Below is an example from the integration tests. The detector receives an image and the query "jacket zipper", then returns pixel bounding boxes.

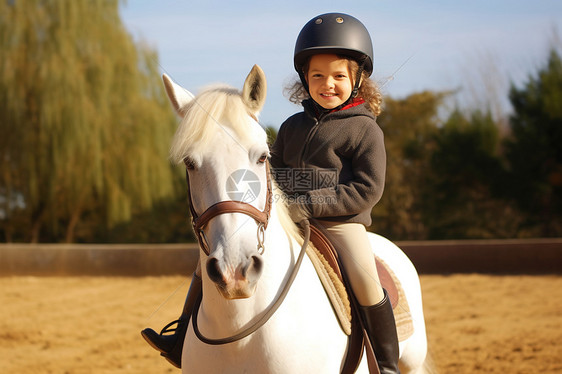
[298,116,320,168]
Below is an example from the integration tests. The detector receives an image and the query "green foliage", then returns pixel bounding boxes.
[88,186,194,244]
[505,49,562,236]
[264,125,278,148]
[374,91,446,239]
[0,0,181,242]
[423,110,520,239]
[373,47,562,240]
[1,2,560,242]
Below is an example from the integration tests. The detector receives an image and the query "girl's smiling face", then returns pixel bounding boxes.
[306,54,353,110]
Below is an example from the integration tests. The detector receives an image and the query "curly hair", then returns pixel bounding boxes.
[285,55,383,116]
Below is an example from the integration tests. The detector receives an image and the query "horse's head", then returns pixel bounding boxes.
[164,66,270,300]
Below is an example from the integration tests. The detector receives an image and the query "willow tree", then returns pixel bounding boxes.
[0,1,178,242]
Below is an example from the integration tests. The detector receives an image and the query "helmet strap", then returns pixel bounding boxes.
[350,57,367,100]
[299,70,309,93]
[332,57,367,111]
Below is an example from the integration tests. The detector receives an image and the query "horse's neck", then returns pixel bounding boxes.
[260,211,302,296]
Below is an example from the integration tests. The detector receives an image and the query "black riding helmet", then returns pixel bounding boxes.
[294,13,374,102]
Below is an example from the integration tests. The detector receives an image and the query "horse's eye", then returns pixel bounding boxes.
[183,157,195,170]
[258,154,268,164]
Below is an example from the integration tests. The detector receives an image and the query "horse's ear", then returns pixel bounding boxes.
[162,74,194,117]
[242,65,267,116]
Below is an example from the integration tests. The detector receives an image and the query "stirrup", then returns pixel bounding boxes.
[160,319,182,336]
[141,319,186,369]
[141,319,183,355]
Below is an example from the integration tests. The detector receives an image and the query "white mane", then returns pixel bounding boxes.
[168,83,302,244]
[272,181,303,245]
[169,85,254,164]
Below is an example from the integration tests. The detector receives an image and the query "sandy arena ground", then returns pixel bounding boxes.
[0,274,560,373]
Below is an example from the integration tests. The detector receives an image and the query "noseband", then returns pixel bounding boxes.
[185,159,311,346]
[186,161,273,256]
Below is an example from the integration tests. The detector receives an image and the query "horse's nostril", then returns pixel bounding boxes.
[252,255,263,274]
[242,255,264,282]
[206,256,225,285]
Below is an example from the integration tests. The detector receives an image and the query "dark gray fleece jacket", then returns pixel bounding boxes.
[270,99,386,226]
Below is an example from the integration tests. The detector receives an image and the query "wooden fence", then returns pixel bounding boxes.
[1,239,561,276]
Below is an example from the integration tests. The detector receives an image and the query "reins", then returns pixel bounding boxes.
[185,159,311,345]
[192,219,311,345]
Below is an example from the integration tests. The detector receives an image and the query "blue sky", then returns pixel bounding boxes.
[120,1,562,128]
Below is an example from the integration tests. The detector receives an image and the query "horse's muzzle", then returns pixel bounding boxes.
[206,253,264,299]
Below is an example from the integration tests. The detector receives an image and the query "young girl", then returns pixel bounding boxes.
[270,13,401,374]
[142,12,400,373]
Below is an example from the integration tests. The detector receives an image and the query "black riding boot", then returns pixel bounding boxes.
[359,289,401,374]
[141,273,202,368]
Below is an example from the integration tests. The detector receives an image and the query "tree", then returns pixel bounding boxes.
[505,48,562,237]
[424,109,520,239]
[374,91,447,240]
[0,1,179,242]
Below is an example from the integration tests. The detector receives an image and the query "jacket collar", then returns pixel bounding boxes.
[303,98,373,121]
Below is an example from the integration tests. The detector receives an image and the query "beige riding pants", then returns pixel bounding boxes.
[315,220,385,307]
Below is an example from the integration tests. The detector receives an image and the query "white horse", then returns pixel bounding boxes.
[163,65,433,374]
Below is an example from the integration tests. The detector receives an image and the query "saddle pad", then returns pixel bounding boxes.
[307,226,414,342]
[307,245,352,335]
[375,256,414,342]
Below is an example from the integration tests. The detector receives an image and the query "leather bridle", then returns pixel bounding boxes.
[186,160,273,256]
[184,158,311,346]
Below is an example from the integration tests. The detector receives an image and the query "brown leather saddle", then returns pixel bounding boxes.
[307,224,401,374]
